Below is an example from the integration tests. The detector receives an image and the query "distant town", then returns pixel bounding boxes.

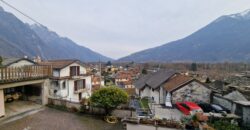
[0,56,249,130]
[0,1,250,130]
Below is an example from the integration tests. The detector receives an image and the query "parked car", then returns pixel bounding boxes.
[176,102,203,115]
[197,102,231,114]
[197,102,214,113]
[4,92,22,103]
[211,104,231,114]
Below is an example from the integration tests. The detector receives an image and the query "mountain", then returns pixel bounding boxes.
[30,24,112,62]
[0,6,112,62]
[119,9,250,62]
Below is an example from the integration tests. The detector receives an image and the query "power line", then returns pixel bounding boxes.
[0,0,43,26]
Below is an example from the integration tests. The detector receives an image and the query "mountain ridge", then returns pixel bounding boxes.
[118,9,250,62]
[0,7,112,62]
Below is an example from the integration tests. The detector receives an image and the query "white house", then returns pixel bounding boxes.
[40,59,92,103]
[135,70,176,104]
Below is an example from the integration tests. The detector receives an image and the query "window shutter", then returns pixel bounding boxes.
[70,67,73,76]
[74,81,77,91]
[83,79,86,88]
[77,66,80,76]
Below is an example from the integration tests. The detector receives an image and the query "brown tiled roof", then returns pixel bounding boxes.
[117,80,133,85]
[164,74,193,92]
[115,71,133,80]
[39,59,79,69]
[92,76,100,83]
[124,88,136,95]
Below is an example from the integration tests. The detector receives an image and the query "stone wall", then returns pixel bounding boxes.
[48,98,81,109]
[172,81,211,103]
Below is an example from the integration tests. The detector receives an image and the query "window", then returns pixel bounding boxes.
[79,93,82,100]
[53,69,60,77]
[62,81,66,89]
[70,66,80,76]
[74,79,86,91]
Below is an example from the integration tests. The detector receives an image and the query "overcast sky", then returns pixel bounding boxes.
[1,0,250,59]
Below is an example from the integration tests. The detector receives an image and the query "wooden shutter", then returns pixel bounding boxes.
[74,80,77,91]
[70,67,73,76]
[83,79,86,88]
[77,66,80,76]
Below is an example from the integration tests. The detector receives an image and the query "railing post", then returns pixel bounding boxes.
[4,68,7,82]
[0,68,3,82]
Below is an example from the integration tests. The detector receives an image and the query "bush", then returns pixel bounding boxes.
[90,86,128,115]
[211,120,240,130]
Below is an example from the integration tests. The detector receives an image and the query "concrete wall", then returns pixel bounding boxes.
[151,89,160,104]
[171,81,211,104]
[42,79,50,105]
[212,95,250,127]
[126,123,179,130]
[232,102,250,127]
[139,86,161,104]
[242,106,250,126]
[212,95,233,111]
[140,86,151,98]
[0,90,5,117]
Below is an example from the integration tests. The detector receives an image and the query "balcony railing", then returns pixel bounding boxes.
[0,65,52,84]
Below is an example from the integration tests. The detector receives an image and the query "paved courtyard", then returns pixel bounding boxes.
[5,101,42,118]
[0,107,123,130]
[152,104,182,121]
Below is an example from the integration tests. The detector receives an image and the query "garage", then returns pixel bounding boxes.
[3,83,43,118]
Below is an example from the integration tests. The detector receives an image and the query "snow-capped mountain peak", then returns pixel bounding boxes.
[229,9,250,19]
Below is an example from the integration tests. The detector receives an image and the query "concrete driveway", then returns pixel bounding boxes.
[4,101,42,118]
[0,107,123,130]
[151,104,183,121]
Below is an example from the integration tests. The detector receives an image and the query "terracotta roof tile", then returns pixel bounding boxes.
[164,75,193,92]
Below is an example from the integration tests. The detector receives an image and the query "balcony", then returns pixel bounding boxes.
[74,88,89,94]
[0,65,52,84]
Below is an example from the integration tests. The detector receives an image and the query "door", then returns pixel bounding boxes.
[79,93,82,101]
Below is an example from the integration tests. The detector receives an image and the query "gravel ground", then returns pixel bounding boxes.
[0,108,123,130]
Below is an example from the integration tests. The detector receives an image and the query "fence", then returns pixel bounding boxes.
[0,65,52,83]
